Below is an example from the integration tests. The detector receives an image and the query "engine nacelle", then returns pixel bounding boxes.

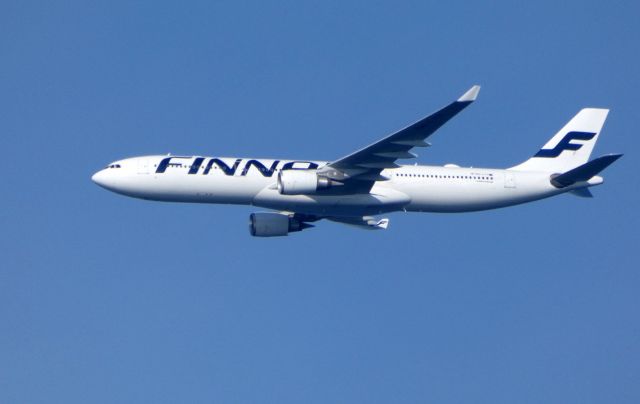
[277,170,332,195]
[249,212,312,237]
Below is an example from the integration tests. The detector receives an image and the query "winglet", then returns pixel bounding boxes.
[457,85,481,102]
[374,218,389,230]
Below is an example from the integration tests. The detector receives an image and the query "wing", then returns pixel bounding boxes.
[288,213,390,230]
[327,216,389,230]
[318,85,480,189]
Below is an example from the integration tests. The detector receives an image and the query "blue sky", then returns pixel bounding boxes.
[1,1,638,403]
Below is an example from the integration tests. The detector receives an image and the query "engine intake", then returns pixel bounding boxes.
[249,212,313,237]
[277,170,334,195]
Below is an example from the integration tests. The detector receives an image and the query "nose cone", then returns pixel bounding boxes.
[91,169,117,191]
[91,171,98,183]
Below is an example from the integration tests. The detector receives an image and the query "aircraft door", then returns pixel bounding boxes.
[504,172,516,188]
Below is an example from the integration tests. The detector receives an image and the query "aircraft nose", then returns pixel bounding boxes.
[91,169,111,188]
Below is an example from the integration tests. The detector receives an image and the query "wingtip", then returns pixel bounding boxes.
[376,218,389,230]
[602,153,623,161]
[457,85,481,102]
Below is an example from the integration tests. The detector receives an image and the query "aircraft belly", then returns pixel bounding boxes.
[252,186,411,216]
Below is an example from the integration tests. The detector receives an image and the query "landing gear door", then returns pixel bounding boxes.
[137,159,150,174]
[504,172,516,188]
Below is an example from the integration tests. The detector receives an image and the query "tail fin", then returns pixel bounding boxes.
[510,108,609,172]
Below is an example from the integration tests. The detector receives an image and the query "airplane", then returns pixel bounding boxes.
[92,85,622,237]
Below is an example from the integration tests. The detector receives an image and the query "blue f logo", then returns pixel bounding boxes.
[534,131,596,158]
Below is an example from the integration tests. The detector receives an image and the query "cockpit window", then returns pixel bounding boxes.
[105,164,122,169]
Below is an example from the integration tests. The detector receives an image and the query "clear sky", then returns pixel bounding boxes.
[1,1,638,403]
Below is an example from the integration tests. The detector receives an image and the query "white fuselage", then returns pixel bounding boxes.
[92,155,600,217]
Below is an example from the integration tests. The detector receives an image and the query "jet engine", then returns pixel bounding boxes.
[249,212,313,237]
[277,170,334,195]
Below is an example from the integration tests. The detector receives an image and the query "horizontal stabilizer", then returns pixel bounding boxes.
[551,154,622,188]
